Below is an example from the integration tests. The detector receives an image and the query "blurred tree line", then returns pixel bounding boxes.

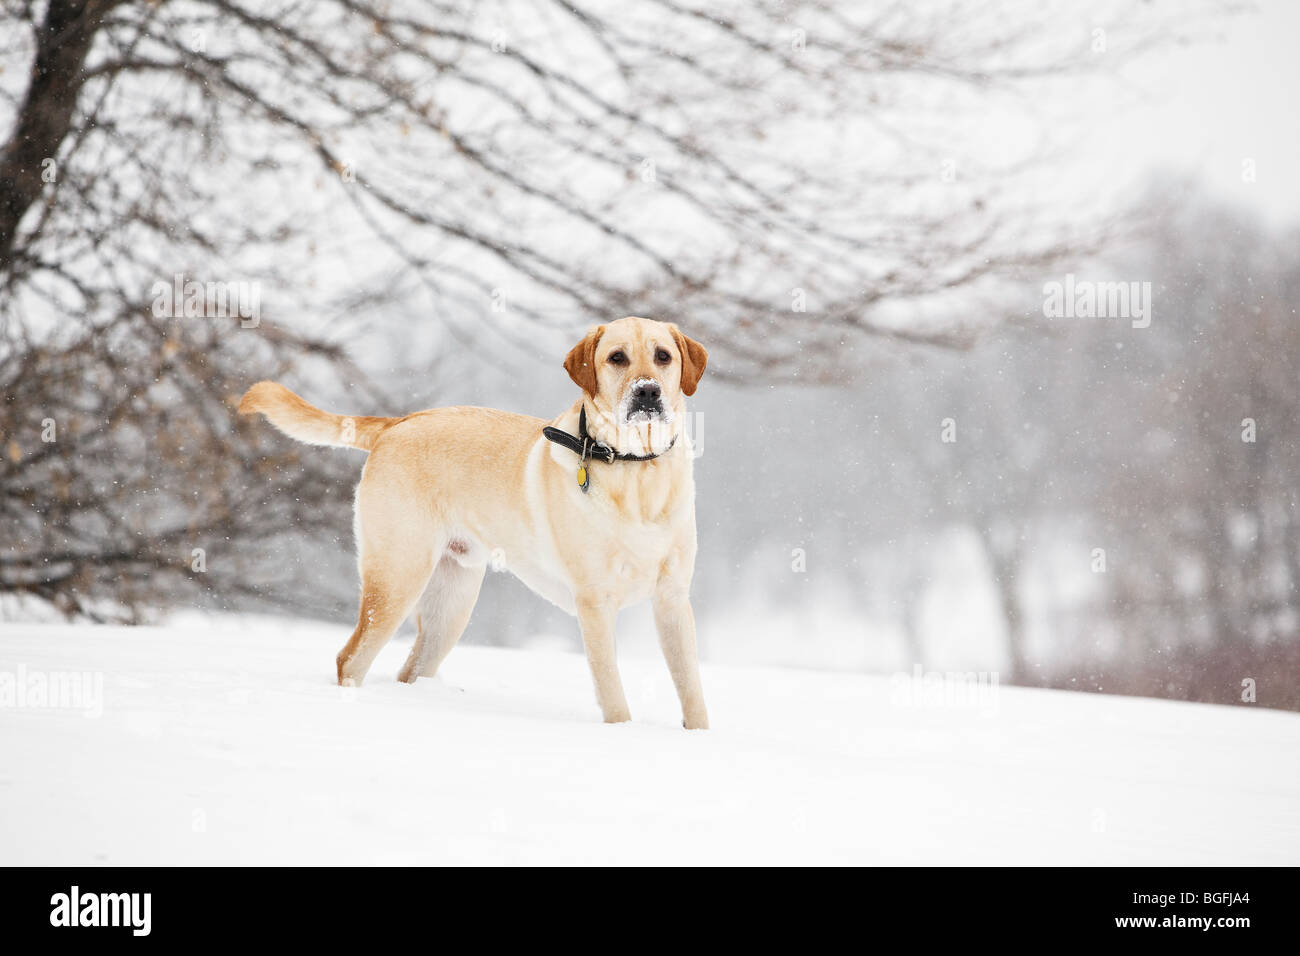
[691,180,1299,710]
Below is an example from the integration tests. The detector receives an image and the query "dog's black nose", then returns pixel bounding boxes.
[633,381,661,404]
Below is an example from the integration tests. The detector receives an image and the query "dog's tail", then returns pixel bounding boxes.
[237,381,394,452]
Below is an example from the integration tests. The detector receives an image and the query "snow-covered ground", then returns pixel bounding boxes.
[2,615,1298,865]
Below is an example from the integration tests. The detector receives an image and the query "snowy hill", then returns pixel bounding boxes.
[2,616,1298,866]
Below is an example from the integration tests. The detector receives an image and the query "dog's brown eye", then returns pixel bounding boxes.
[607,350,628,365]
[655,348,671,364]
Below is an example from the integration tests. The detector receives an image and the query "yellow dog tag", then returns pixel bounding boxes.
[577,465,589,493]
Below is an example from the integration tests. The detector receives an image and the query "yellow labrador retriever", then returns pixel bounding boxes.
[238,316,709,729]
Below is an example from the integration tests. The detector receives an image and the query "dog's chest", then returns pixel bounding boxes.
[590,456,680,521]
[596,517,679,606]
[559,482,686,606]
[525,439,693,610]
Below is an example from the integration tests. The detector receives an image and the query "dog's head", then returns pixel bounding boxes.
[564,316,707,453]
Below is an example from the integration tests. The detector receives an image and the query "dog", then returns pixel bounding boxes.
[238,316,709,729]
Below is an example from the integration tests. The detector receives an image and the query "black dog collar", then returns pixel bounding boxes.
[543,406,676,492]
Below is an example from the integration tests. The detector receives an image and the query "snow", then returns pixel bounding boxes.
[3,615,1298,865]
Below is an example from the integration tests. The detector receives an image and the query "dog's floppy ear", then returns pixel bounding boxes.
[670,324,708,397]
[564,325,605,396]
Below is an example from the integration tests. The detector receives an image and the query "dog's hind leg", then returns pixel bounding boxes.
[397,555,486,683]
[336,489,438,686]
[337,554,435,686]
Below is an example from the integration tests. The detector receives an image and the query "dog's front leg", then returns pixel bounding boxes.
[575,594,631,723]
[653,584,709,730]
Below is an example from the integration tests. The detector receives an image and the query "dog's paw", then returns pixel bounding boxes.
[682,711,709,730]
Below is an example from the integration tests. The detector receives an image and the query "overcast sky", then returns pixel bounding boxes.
[1102,0,1300,226]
